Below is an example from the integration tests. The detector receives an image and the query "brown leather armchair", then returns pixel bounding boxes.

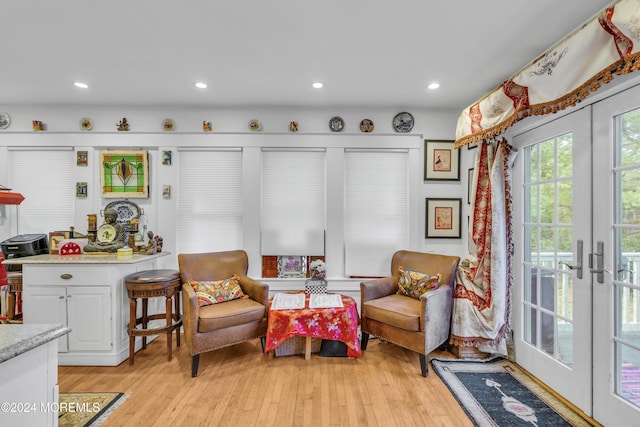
[178,250,269,377]
[360,250,460,377]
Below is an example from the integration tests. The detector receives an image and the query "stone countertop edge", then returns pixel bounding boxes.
[1,251,170,265]
[0,324,71,363]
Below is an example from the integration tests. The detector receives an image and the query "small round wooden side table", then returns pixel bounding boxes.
[124,269,182,364]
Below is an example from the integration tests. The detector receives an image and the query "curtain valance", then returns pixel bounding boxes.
[455,0,640,148]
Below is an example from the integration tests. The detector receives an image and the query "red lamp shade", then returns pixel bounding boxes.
[0,191,25,205]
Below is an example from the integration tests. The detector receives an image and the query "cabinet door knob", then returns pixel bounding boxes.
[60,273,73,280]
[59,296,65,300]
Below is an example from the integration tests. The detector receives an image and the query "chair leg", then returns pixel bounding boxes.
[260,336,266,353]
[419,354,428,377]
[361,332,369,350]
[191,354,200,378]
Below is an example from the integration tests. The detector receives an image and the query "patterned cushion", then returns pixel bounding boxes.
[396,266,441,299]
[188,275,247,307]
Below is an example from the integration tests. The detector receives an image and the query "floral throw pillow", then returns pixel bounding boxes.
[188,275,247,307]
[397,266,441,299]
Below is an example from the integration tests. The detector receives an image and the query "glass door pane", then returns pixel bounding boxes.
[523,133,574,366]
[613,108,640,408]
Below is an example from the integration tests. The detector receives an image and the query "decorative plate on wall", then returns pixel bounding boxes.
[359,119,374,133]
[249,119,262,131]
[0,112,10,129]
[329,116,344,132]
[162,118,175,131]
[80,117,93,131]
[392,112,414,133]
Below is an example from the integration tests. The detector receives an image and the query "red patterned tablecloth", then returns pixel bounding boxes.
[264,292,361,358]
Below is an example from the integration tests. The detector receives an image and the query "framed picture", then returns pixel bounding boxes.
[277,256,307,278]
[162,150,172,165]
[468,168,475,204]
[424,140,460,181]
[100,150,149,198]
[76,150,88,166]
[49,231,69,254]
[76,181,88,198]
[425,198,462,238]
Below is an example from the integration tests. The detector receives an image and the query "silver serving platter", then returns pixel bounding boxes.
[104,199,143,224]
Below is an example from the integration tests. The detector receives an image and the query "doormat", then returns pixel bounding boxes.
[432,358,591,427]
[58,392,128,427]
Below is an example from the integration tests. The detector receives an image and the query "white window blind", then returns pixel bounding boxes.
[176,149,243,254]
[261,149,325,255]
[344,150,409,277]
[8,148,74,234]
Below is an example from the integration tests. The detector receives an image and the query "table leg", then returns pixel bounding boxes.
[305,336,312,360]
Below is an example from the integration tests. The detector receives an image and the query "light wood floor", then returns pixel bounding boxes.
[58,335,473,427]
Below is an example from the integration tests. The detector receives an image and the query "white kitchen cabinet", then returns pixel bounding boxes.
[25,286,111,353]
[8,253,169,366]
[0,324,70,427]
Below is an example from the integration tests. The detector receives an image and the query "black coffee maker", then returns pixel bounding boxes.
[1,233,49,272]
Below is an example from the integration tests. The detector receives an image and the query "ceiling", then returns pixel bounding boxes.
[1,1,615,112]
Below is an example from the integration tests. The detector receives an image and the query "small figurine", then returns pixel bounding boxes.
[117,117,129,131]
[310,259,326,280]
[140,231,157,255]
[153,234,163,252]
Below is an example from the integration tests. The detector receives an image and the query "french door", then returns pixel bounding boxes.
[592,83,640,425]
[513,83,640,425]
[513,107,593,414]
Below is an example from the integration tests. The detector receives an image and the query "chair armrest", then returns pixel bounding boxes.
[360,277,397,303]
[238,274,269,309]
[182,284,199,337]
[420,283,454,350]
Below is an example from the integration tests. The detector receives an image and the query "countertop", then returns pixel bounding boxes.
[0,324,70,363]
[2,251,170,265]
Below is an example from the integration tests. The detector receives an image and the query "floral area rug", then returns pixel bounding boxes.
[58,392,127,427]
[432,358,591,427]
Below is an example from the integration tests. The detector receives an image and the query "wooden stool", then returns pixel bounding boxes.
[6,272,23,323]
[125,269,182,364]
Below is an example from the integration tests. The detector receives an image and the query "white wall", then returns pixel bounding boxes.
[0,105,474,288]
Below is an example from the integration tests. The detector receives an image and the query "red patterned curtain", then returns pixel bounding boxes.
[455,0,640,148]
[450,139,517,354]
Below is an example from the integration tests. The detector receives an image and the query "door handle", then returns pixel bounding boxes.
[560,239,583,279]
[589,241,611,284]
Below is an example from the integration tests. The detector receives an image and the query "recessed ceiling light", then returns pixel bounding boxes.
[312,82,324,89]
[195,82,207,89]
[428,82,440,90]
[74,82,89,89]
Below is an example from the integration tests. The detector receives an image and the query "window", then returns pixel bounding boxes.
[8,148,74,234]
[176,149,243,254]
[261,149,325,256]
[344,149,409,277]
